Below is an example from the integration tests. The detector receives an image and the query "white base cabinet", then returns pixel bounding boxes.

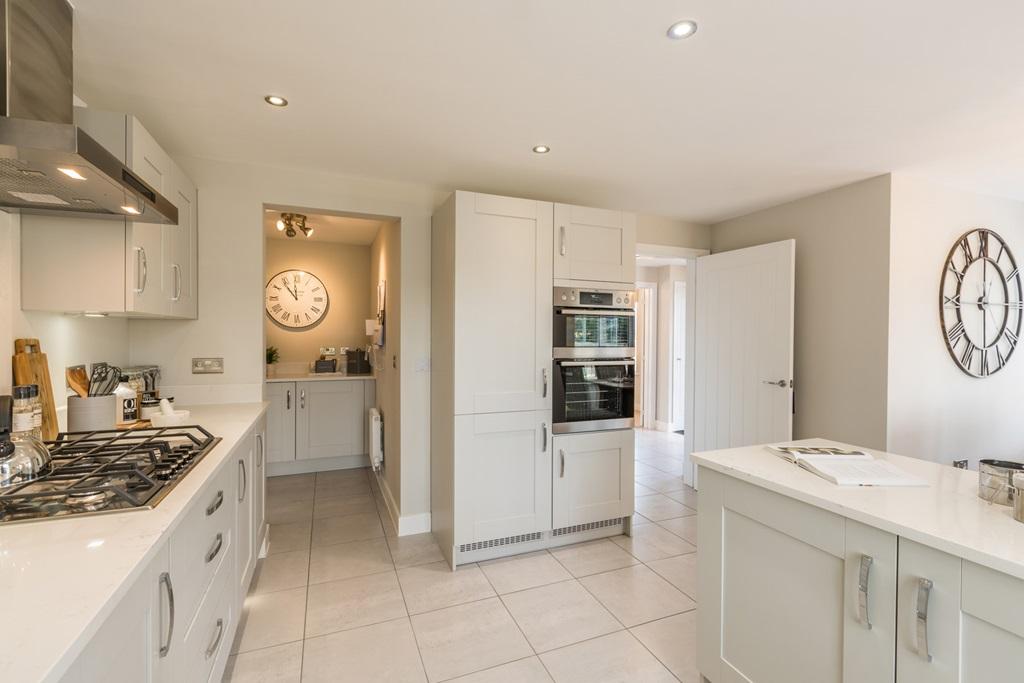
[552,430,634,529]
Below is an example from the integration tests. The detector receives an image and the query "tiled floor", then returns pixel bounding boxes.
[224,428,698,683]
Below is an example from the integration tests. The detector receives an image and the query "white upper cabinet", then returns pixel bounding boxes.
[452,191,553,415]
[553,203,636,284]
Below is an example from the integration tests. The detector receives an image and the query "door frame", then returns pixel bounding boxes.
[634,281,658,429]
[671,279,686,432]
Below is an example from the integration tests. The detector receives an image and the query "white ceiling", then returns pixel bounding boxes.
[73,1,1024,223]
[263,209,382,245]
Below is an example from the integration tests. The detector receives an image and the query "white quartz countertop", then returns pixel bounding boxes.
[693,438,1024,581]
[0,402,268,683]
[265,372,375,383]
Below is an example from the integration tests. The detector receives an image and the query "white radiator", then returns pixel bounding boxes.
[368,408,383,471]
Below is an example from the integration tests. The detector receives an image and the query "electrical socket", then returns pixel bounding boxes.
[320,346,337,356]
[192,357,224,374]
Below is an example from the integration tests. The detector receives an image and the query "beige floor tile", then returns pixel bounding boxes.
[312,493,378,519]
[311,511,384,546]
[308,537,393,584]
[539,630,675,683]
[634,462,665,479]
[501,579,621,652]
[630,611,700,682]
[411,597,532,682]
[634,493,695,521]
[634,481,657,497]
[580,564,695,627]
[222,640,302,682]
[232,587,306,654]
[302,617,426,683]
[266,521,311,555]
[657,515,698,545]
[446,657,553,682]
[266,474,315,503]
[479,551,571,595]
[249,550,309,594]
[646,553,698,600]
[664,487,699,508]
[397,561,495,614]
[265,498,313,524]
[387,532,446,568]
[305,570,407,637]
[631,512,654,526]
[635,471,685,494]
[549,539,639,578]
[316,468,369,484]
[315,472,371,497]
[611,524,696,563]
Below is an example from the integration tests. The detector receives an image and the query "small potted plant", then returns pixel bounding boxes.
[266,346,280,378]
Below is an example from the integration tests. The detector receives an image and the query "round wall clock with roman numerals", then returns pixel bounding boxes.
[940,228,1023,377]
[265,269,329,329]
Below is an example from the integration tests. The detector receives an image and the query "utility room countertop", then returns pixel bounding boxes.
[265,372,375,383]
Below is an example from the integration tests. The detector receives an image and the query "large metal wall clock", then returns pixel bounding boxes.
[940,228,1023,377]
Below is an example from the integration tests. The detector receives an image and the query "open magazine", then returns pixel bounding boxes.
[767,445,927,487]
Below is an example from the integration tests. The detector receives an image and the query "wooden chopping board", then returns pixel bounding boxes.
[12,338,58,440]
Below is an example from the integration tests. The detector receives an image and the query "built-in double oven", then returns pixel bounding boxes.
[552,286,636,434]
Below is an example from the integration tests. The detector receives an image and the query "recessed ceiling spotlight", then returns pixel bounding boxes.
[666,20,698,40]
[532,145,551,154]
[264,95,288,107]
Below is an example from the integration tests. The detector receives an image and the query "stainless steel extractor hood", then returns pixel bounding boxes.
[0,0,177,224]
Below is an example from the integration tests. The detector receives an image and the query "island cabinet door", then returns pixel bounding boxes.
[958,561,1024,680]
[696,468,892,683]
[895,539,962,683]
[843,521,898,683]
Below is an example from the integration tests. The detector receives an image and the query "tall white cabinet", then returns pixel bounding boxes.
[553,203,636,284]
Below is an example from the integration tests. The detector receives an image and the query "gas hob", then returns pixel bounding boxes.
[0,425,220,524]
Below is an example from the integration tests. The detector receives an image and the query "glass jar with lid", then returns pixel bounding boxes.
[12,385,40,440]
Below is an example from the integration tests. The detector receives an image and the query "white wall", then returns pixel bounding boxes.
[711,176,892,449]
[0,212,130,429]
[887,175,1024,466]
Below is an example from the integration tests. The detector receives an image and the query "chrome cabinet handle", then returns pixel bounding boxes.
[857,555,873,629]
[286,389,291,410]
[158,572,174,657]
[762,379,788,387]
[140,246,148,293]
[171,263,181,301]
[559,360,636,368]
[300,389,306,409]
[542,423,548,452]
[542,368,548,398]
[133,247,146,293]
[559,225,566,256]
[559,449,566,478]
[238,459,247,502]
[916,578,933,662]
[205,618,224,659]
[256,433,264,467]
[205,533,223,564]
[206,490,224,516]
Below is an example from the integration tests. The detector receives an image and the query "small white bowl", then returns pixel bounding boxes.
[149,410,191,428]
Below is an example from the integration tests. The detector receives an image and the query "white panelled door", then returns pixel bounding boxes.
[691,240,795,473]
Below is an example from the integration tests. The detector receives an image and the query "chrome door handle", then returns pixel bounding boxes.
[206,490,224,516]
[542,423,548,452]
[857,555,873,629]
[205,618,224,659]
[158,571,174,657]
[542,368,548,398]
[762,379,788,387]
[916,578,933,662]
[256,433,264,467]
[559,449,566,478]
[559,225,566,256]
[238,459,247,502]
[286,389,291,410]
[205,533,224,564]
[300,389,306,409]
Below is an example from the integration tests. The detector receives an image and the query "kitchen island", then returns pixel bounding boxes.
[694,439,1024,683]
[0,402,268,683]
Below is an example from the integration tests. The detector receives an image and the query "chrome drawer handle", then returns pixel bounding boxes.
[916,578,933,662]
[857,555,873,630]
[206,490,224,516]
[238,459,247,502]
[205,533,223,564]
[158,572,174,657]
[286,389,291,410]
[205,618,224,659]
[300,389,306,409]
[256,433,264,467]
[560,449,566,478]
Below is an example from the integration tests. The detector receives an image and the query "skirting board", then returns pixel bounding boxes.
[268,454,369,477]
[371,468,432,537]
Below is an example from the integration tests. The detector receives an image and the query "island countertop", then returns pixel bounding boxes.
[0,402,268,683]
[693,438,1024,581]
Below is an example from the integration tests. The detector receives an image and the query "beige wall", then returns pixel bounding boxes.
[637,214,710,249]
[264,239,371,363]
[887,175,1024,466]
[711,175,892,449]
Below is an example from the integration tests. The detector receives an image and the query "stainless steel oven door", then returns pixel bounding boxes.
[553,359,635,434]
[553,308,636,359]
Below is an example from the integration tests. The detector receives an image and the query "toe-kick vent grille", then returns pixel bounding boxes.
[459,531,542,553]
[552,517,625,537]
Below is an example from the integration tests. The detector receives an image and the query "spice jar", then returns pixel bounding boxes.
[27,384,42,435]
[12,385,40,440]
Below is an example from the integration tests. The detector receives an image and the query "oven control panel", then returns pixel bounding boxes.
[554,286,634,309]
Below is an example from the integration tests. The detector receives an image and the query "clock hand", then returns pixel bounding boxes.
[284,283,299,300]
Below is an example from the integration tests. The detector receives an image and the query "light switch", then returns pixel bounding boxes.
[192,357,224,374]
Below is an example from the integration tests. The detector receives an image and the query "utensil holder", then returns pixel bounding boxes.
[1014,474,1024,524]
[67,395,116,432]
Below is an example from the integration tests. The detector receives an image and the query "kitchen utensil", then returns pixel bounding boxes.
[88,363,107,397]
[150,409,190,428]
[978,460,1024,506]
[87,363,122,397]
[67,395,116,432]
[12,339,58,440]
[1014,473,1024,524]
[66,365,89,398]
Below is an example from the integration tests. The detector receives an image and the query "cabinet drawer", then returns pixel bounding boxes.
[180,546,236,683]
[170,461,236,631]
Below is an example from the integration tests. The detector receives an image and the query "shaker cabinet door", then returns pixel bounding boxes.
[895,539,962,683]
[265,382,296,463]
[551,430,634,529]
[553,203,636,284]
[295,380,365,460]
